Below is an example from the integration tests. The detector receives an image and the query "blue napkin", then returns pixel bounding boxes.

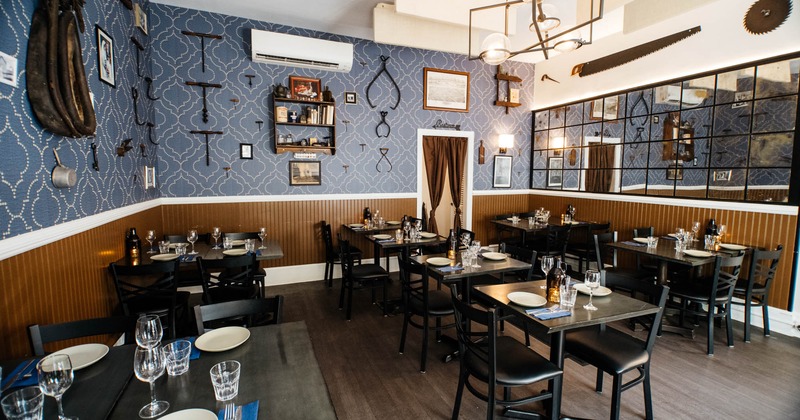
[247,250,262,256]
[661,235,677,241]
[526,307,572,320]
[437,264,463,273]
[1,359,40,389]
[179,254,198,262]
[218,401,258,420]
[621,241,646,247]
[188,337,201,360]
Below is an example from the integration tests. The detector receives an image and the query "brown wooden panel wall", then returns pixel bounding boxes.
[471,193,796,310]
[0,208,163,360]
[471,194,532,244]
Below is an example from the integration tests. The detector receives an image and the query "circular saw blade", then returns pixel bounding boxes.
[744,0,792,34]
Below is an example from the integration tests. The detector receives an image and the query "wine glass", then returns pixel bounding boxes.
[583,269,601,311]
[135,315,163,349]
[718,224,727,240]
[403,221,410,239]
[468,241,481,268]
[133,347,169,418]
[187,229,198,255]
[211,227,222,249]
[691,221,701,241]
[145,230,156,254]
[540,255,554,289]
[258,227,267,249]
[37,354,75,420]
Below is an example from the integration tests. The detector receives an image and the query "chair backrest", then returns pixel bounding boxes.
[339,239,356,279]
[398,253,430,306]
[223,232,260,240]
[108,260,180,316]
[494,214,513,220]
[165,233,210,244]
[593,231,620,270]
[196,254,257,303]
[709,252,746,304]
[744,245,783,294]
[321,221,335,259]
[632,226,654,238]
[457,228,475,245]
[546,224,571,259]
[194,296,284,334]
[503,243,539,281]
[449,285,496,379]
[603,275,669,354]
[28,316,137,356]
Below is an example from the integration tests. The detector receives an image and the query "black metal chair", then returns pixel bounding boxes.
[164,233,209,287]
[320,221,361,288]
[28,316,137,356]
[450,286,562,420]
[493,214,516,243]
[565,278,669,420]
[221,231,268,290]
[194,296,284,334]
[108,260,189,339]
[530,224,571,261]
[732,245,782,342]
[632,226,658,274]
[397,253,455,373]
[339,239,390,320]
[500,243,541,283]
[594,232,655,286]
[567,222,610,272]
[197,254,261,304]
[668,252,745,355]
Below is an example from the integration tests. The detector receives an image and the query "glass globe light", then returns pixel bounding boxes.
[480,33,511,65]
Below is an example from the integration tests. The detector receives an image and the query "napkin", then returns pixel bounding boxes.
[376,239,396,243]
[621,241,646,247]
[247,250,262,256]
[661,235,677,241]
[437,264,463,273]
[218,401,259,420]
[179,254,198,262]
[188,337,201,360]
[1,358,40,389]
[526,307,572,320]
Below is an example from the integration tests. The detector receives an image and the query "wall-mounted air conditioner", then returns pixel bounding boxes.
[250,29,353,73]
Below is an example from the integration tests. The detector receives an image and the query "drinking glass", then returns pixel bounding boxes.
[414,220,422,233]
[559,283,577,310]
[158,240,170,254]
[468,241,481,268]
[161,340,191,376]
[133,347,169,418]
[244,239,256,253]
[583,269,600,311]
[258,227,267,249]
[210,361,241,420]
[691,221,701,241]
[187,230,198,255]
[223,237,233,250]
[403,221,410,240]
[135,314,163,349]
[145,230,156,254]
[37,354,75,420]
[540,256,554,289]
[211,227,222,249]
[1,387,44,420]
[718,224,727,240]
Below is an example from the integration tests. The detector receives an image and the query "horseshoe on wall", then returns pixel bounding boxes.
[375,111,390,138]
[365,55,401,110]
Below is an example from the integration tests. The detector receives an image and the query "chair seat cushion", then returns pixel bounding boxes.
[408,290,453,316]
[207,286,258,303]
[465,336,561,386]
[669,281,729,303]
[126,291,190,315]
[733,279,766,294]
[352,264,388,279]
[565,327,649,375]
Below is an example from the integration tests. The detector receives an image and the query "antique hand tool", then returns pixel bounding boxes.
[116,139,133,157]
[255,120,263,131]
[130,36,145,77]
[185,81,223,123]
[376,148,392,173]
[244,74,255,88]
[744,0,791,34]
[147,122,158,145]
[90,141,99,171]
[375,111,390,138]
[190,130,224,166]
[181,31,223,72]
[366,55,401,110]
[144,77,160,100]
[139,143,147,157]
[132,87,146,126]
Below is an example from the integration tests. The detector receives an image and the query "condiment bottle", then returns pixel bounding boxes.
[546,257,564,303]
[447,229,457,260]
[706,219,717,236]
[127,228,141,261]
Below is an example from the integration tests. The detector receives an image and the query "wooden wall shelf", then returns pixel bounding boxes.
[495,69,522,113]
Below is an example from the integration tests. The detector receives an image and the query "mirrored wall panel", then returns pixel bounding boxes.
[531,55,800,204]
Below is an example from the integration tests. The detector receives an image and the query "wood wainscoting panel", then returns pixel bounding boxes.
[471,194,531,245]
[0,208,163,360]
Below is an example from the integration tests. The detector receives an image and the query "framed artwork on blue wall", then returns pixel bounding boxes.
[240,143,253,159]
[290,161,321,186]
[493,155,512,188]
[96,25,115,87]
[423,67,470,112]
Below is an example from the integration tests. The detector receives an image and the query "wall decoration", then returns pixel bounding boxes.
[289,76,321,101]
[185,81,223,123]
[134,3,148,35]
[240,143,253,159]
[547,157,563,187]
[144,166,156,189]
[290,161,321,185]
[376,147,393,172]
[344,92,357,104]
[366,55,400,110]
[713,170,731,182]
[493,155,512,188]
[96,25,115,87]
[590,97,618,120]
[0,51,18,87]
[180,31,223,72]
[423,67,470,112]
[666,164,684,180]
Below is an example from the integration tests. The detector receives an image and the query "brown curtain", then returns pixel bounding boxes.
[423,136,448,235]
[587,144,615,192]
[446,137,468,229]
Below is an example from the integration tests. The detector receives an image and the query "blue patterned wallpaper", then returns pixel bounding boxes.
[149,4,534,197]
[0,0,158,240]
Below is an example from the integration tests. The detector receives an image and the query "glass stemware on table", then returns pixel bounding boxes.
[37,354,76,420]
[467,240,481,268]
[134,314,168,418]
[210,361,241,420]
[691,221,701,241]
[187,229,198,255]
[135,315,163,349]
[583,269,601,311]
[145,230,157,254]
[402,221,411,240]
[211,227,222,249]
[540,255,554,289]
[258,227,267,249]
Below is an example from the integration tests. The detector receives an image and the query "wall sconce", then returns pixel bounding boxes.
[551,136,564,155]
[498,134,514,154]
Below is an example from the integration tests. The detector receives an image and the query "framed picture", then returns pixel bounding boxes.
[547,157,563,187]
[713,169,731,182]
[590,96,618,120]
[95,25,115,87]
[289,76,321,101]
[492,155,512,188]
[423,67,470,112]
[143,166,155,189]
[666,164,683,180]
[240,143,253,159]
[344,92,357,104]
[289,160,321,186]
[134,3,148,35]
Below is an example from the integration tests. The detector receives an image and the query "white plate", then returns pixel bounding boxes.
[419,232,437,238]
[481,252,507,261]
[348,223,364,228]
[719,243,746,251]
[230,239,246,246]
[168,242,188,248]
[194,326,251,352]
[372,234,392,240]
[684,249,713,257]
[667,233,678,238]
[507,292,547,307]
[150,253,179,261]
[386,221,401,225]
[633,237,649,244]
[574,284,612,296]
[222,249,248,256]
[53,343,109,370]
[426,257,453,266]
[159,409,217,420]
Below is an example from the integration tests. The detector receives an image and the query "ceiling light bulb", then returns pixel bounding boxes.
[553,30,583,52]
[480,33,511,65]
[531,3,560,32]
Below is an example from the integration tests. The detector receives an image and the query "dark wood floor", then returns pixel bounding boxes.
[265,278,800,420]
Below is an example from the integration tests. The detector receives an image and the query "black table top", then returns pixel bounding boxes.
[490,217,588,233]
[413,253,531,281]
[607,239,716,267]
[116,240,284,267]
[367,234,446,251]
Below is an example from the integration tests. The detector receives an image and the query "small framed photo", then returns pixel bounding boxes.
[95,25,115,87]
[493,155,512,188]
[666,164,683,180]
[547,157,563,187]
[289,76,321,101]
[240,143,253,159]
[290,160,321,186]
[344,91,357,104]
[590,96,619,120]
[143,166,156,189]
[134,3,148,35]
[713,169,731,182]
[423,67,470,112]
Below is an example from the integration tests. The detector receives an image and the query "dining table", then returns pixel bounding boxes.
[113,239,284,268]
[1,321,336,420]
[472,281,660,419]
[490,217,588,243]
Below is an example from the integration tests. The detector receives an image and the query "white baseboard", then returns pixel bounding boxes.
[729,300,800,339]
